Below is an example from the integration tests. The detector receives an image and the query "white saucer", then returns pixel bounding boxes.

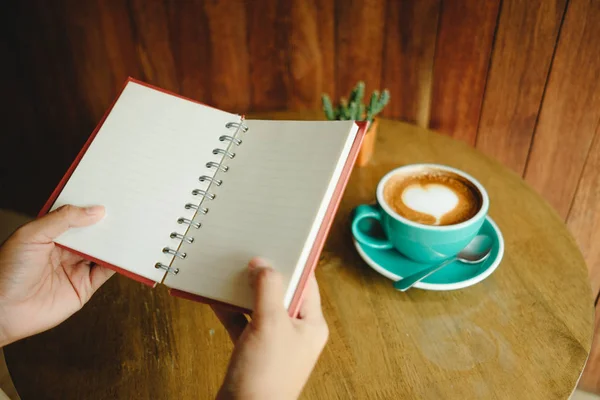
[353,216,504,291]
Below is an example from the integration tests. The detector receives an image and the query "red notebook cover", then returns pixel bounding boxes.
[40,77,367,317]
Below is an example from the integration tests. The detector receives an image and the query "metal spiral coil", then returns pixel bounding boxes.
[192,189,216,200]
[185,203,209,214]
[170,232,194,243]
[219,135,242,146]
[206,161,229,172]
[162,247,187,259]
[226,121,248,132]
[156,118,247,273]
[212,148,236,159]
[199,175,222,186]
[155,262,179,275]
[177,217,201,229]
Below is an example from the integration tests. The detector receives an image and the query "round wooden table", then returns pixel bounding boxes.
[6,113,595,399]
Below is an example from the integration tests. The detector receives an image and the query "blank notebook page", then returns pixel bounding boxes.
[166,120,358,309]
[51,81,239,282]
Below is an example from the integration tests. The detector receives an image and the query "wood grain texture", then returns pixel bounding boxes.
[2,0,598,214]
[429,0,501,144]
[204,1,251,112]
[287,0,335,110]
[568,124,600,300]
[381,0,440,127]
[524,0,600,219]
[96,1,142,90]
[62,1,115,121]
[476,0,567,174]
[167,1,213,105]
[127,0,179,92]
[5,113,595,399]
[247,0,291,111]
[335,0,387,101]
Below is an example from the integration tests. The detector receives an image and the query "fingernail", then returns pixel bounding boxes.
[85,205,105,215]
[248,266,259,279]
[248,257,269,270]
[248,258,269,287]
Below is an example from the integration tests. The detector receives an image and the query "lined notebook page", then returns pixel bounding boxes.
[51,81,239,282]
[166,120,358,309]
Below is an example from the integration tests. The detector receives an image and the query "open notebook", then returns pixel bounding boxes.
[40,78,366,316]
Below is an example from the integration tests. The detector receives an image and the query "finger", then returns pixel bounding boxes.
[298,273,324,321]
[61,261,115,305]
[211,306,248,342]
[19,205,105,243]
[89,264,116,293]
[60,247,86,267]
[248,258,287,322]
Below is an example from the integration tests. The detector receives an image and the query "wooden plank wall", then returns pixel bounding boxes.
[1,0,599,393]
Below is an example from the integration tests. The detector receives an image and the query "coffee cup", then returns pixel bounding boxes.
[351,164,489,263]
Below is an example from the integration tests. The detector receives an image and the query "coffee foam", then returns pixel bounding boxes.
[402,183,459,225]
[383,168,482,226]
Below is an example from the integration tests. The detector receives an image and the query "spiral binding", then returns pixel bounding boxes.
[212,148,236,159]
[192,189,216,200]
[178,217,201,229]
[206,161,228,172]
[170,232,194,243]
[156,118,248,275]
[155,262,179,275]
[226,122,248,132]
[199,175,222,186]
[185,202,209,214]
[163,247,187,259]
[219,135,242,146]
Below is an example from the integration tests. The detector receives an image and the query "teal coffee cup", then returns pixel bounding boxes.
[351,164,489,263]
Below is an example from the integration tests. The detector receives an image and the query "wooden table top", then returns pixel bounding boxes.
[5,112,595,399]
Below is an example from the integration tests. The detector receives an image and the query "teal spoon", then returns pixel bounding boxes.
[393,235,493,291]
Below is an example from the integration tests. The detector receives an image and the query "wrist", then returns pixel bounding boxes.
[0,302,16,347]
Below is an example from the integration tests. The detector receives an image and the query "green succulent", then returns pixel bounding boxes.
[322,81,390,122]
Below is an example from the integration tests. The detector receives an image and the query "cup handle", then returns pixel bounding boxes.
[351,205,394,250]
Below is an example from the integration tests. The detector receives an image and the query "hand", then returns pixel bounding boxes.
[213,258,329,400]
[0,205,115,346]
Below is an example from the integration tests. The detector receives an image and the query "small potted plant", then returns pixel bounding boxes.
[322,81,390,166]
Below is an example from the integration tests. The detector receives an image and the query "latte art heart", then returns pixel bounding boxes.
[383,168,483,226]
[402,184,459,225]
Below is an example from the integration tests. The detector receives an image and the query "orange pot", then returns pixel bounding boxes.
[356,119,378,167]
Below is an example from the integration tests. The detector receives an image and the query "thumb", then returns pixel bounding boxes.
[19,205,105,244]
[248,258,287,322]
